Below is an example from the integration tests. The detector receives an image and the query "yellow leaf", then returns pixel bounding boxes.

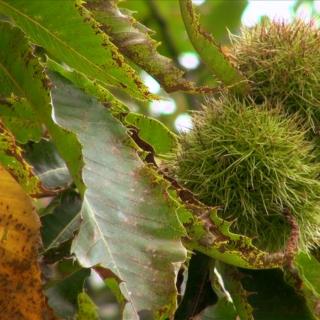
[0,165,52,319]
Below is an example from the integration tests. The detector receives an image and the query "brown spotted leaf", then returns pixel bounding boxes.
[0,120,41,196]
[0,165,52,319]
[49,57,287,272]
[0,0,152,100]
[50,72,187,319]
[0,21,84,194]
[84,0,216,94]
[0,96,42,144]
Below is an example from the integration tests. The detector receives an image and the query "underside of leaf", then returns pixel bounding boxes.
[50,72,187,319]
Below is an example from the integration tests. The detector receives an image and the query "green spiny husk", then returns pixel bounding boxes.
[172,96,320,252]
[230,20,320,133]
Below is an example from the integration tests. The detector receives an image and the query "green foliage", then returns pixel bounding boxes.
[201,266,238,320]
[85,0,213,94]
[232,20,320,131]
[50,73,187,319]
[294,252,320,318]
[125,113,178,157]
[0,0,319,319]
[239,268,314,320]
[76,292,99,320]
[0,120,41,195]
[172,96,320,251]
[0,21,84,193]
[200,0,247,42]
[0,96,42,144]
[25,139,72,190]
[45,260,90,319]
[215,263,253,320]
[175,253,217,319]
[179,0,248,93]
[0,0,152,100]
[40,190,81,252]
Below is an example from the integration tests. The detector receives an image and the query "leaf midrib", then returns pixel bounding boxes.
[38,166,69,180]
[83,197,139,318]
[45,212,80,252]
[0,61,25,96]
[0,1,122,88]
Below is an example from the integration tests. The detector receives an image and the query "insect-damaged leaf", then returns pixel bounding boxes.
[0,22,84,193]
[84,0,216,94]
[48,59,178,158]
[48,46,287,272]
[47,58,129,115]
[0,0,152,100]
[0,120,41,196]
[0,165,53,319]
[124,113,178,157]
[0,96,42,144]
[50,73,187,319]
[48,44,286,272]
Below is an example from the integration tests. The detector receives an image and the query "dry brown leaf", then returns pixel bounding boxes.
[0,165,52,319]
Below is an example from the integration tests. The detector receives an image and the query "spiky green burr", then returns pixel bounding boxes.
[172,96,320,252]
[230,20,320,133]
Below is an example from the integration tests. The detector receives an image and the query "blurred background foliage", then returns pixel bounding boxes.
[117,0,320,137]
[83,1,320,319]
